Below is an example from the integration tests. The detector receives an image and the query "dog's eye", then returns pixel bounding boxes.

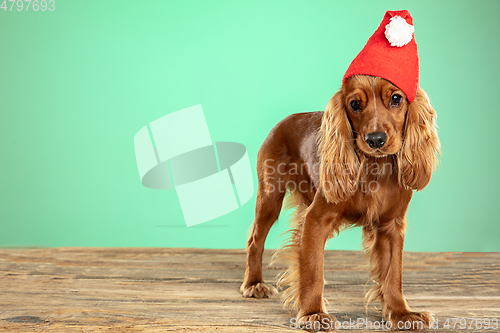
[390,94,402,107]
[350,100,361,112]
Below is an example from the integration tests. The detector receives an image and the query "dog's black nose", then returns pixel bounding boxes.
[365,132,387,149]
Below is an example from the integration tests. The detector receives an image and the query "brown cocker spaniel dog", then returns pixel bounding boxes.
[240,75,440,331]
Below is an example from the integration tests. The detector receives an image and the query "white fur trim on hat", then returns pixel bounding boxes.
[384,16,414,47]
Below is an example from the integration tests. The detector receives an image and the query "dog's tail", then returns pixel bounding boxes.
[271,190,312,315]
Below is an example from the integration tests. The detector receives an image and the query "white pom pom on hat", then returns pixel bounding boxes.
[385,16,415,47]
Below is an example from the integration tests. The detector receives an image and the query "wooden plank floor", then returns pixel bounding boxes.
[0,248,499,332]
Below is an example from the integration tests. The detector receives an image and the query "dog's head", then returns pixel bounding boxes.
[343,75,407,157]
[318,75,440,203]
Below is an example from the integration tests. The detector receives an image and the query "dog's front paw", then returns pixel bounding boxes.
[386,310,434,330]
[296,313,337,332]
[240,282,277,298]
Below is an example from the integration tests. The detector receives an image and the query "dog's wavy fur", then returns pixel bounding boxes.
[273,194,309,315]
[241,75,440,330]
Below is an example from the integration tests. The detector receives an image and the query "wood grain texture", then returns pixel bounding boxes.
[0,248,498,332]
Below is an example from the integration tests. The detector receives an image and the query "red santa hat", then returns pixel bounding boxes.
[343,10,419,103]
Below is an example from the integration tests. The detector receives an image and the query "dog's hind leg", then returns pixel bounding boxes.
[240,156,287,298]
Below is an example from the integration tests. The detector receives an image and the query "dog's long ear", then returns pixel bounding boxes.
[318,90,360,204]
[398,87,441,191]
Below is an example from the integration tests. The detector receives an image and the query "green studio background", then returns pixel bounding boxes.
[1,0,499,251]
